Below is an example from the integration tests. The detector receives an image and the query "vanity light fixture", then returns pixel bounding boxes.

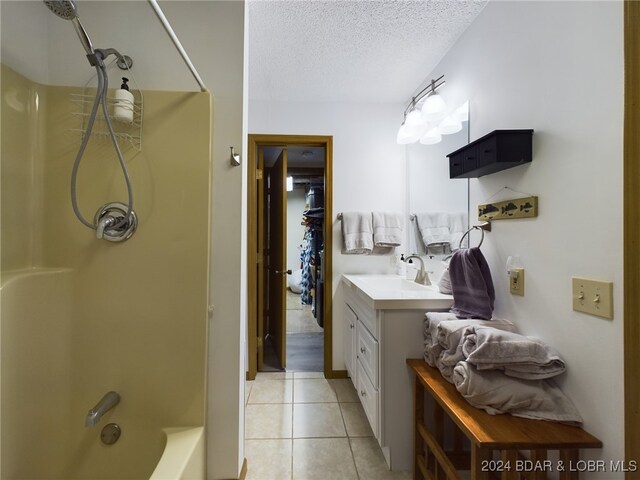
[396,75,469,146]
[419,128,442,145]
[438,115,463,135]
[286,176,293,192]
[421,79,447,121]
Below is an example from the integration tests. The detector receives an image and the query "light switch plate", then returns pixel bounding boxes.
[510,268,524,296]
[572,277,613,319]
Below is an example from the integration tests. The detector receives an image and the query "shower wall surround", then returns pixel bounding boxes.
[1,64,212,479]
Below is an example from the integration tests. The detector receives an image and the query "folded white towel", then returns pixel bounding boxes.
[341,212,373,254]
[415,212,450,246]
[453,361,583,426]
[372,212,403,247]
[462,327,566,380]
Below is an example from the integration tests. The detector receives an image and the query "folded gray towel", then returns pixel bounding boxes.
[449,247,495,320]
[437,318,517,367]
[462,327,566,380]
[453,362,583,426]
[423,313,458,367]
[436,356,455,383]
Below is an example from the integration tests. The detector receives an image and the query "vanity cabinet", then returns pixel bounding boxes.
[448,129,533,178]
[342,303,357,380]
[341,275,453,471]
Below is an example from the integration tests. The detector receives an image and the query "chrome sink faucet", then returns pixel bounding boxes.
[405,255,431,286]
[85,391,120,427]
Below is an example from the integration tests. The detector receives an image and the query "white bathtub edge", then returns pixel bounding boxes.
[149,426,205,480]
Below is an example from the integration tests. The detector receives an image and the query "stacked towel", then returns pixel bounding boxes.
[436,318,516,382]
[372,212,403,247]
[462,327,566,380]
[449,247,495,320]
[453,361,583,426]
[341,212,373,254]
[423,313,458,366]
[438,319,517,365]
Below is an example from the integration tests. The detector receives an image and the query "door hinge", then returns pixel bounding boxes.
[256,169,263,180]
[257,336,263,348]
[256,253,263,264]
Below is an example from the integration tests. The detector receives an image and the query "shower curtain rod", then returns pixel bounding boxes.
[147,0,208,92]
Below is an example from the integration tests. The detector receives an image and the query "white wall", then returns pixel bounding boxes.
[429,1,624,474]
[250,100,407,367]
[1,2,246,478]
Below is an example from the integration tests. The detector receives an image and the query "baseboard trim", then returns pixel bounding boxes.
[330,369,348,379]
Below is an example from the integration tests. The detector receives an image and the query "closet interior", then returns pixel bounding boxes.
[262,145,326,372]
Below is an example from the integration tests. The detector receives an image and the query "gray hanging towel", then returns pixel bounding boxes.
[448,247,495,320]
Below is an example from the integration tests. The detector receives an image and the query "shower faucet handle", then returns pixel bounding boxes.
[96,215,116,239]
[94,203,137,242]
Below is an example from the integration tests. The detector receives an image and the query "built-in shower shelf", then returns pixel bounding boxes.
[69,128,142,151]
[70,92,143,152]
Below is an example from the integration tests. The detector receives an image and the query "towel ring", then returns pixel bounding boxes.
[459,222,492,249]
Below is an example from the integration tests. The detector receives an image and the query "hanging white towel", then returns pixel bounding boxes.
[341,212,373,254]
[448,212,468,250]
[415,212,450,246]
[372,212,403,247]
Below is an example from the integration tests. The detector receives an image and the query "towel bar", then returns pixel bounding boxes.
[459,221,491,249]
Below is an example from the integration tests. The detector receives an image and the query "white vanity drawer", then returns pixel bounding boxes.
[343,302,358,380]
[357,300,378,339]
[357,320,379,389]
[356,359,379,438]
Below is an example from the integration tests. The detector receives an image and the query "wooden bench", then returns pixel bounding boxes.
[407,359,602,480]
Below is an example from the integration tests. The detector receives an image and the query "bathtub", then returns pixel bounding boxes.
[1,269,206,480]
[150,427,205,480]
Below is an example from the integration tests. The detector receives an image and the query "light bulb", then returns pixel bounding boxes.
[397,124,415,144]
[438,115,462,135]
[405,108,425,127]
[421,94,447,121]
[419,128,442,145]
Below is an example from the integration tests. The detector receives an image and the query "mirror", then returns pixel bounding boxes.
[407,110,469,281]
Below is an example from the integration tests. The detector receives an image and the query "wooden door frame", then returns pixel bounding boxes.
[247,134,335,380]
[624,1,640,475]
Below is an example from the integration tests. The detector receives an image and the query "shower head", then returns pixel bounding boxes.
[43,0,78,20]
[43,0,95,57]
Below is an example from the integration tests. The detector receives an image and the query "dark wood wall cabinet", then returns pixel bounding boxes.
[448,129,534,178]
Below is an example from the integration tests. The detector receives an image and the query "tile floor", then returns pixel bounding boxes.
[245,372,412,480]
[287,290,323,334]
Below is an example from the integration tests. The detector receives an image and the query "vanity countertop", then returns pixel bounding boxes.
[342,274,454,310]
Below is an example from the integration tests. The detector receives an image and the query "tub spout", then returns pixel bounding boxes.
[85,391,120,428]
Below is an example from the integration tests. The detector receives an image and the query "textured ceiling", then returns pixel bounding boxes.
[248,0,487,103]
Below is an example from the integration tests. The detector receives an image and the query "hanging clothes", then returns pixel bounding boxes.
[299,208,324,309]
[300,229,314,305]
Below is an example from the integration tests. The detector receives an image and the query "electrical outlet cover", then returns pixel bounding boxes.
[510,268,524,296]
[572,277,613,319]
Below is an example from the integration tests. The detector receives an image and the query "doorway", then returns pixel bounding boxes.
[247,135,334,380]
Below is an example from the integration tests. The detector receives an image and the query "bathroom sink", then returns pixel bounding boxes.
[358,276,433,292]
[341,274,453,310]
